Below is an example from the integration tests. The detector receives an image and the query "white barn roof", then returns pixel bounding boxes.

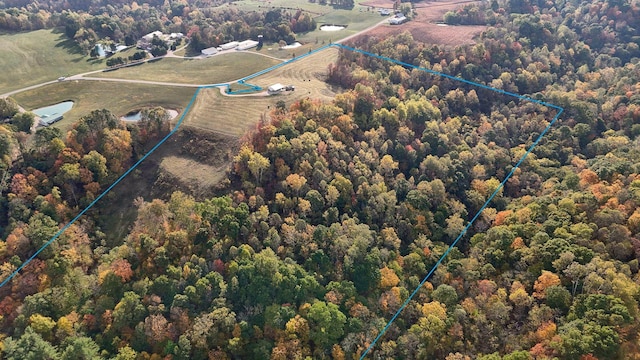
[220,41,240,50]
[201,47,218,56]
[268,83,285,93]
[237,40,259,50]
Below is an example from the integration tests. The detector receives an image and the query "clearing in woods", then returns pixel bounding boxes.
[184,47,340,137]
[358,0,486,46]
[233,0,383,59]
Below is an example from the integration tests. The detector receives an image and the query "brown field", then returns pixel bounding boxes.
[356,0,486,47]
[184,47,340,137]
[153,127,239,197]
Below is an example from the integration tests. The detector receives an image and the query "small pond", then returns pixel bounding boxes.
[122,111,142,121]
[33,101,74,117]
[121,109,179,122]
[281,42,302,49]
[320,25,346,31]
[95,43,106,57]
[33,101,74,126]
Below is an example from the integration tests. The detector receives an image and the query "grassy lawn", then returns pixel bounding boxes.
[91,52,282,84]
[247,3,382,59]
[185,47,340,136]
[12,81,196,131]
[222,0,331,14]
[298,8,384,43]
[172,47,187,57]
[0,29,105,94]
[112,46,140,59]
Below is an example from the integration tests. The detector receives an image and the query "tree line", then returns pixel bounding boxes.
[0,1,317,54]
[0,0,639,359]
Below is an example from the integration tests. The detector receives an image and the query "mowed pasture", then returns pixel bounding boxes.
[226,0,382,59]
[222,0,331,14]
[185,47,340,137]
[12,81,196,131]
[0,29,104,94]
[92,52,282,85]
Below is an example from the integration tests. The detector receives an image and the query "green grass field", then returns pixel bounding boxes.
[239,0,382,59]
[12,81,196,131]
[92,52,282,84]
[0,29,105,94]
[301,7,383,41]
[222,0,331,14]
[185,47,340,136]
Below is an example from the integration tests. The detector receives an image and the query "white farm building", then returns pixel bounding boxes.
[236,40,259,50]
[267,83,285,95]
[389,15,407,25]
[220,41,240,50]
[142,31,164,42]
[201,47,218,56]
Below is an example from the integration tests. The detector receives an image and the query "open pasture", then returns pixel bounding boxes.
[0,29,104,94]
[185,47,340,136]
[12,81,196,131]
[92,52,281,85]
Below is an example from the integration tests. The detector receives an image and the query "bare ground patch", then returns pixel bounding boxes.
[355,0,486,47]
[94,126,237,245]
[158,156,228,196]
[150,127,239,198]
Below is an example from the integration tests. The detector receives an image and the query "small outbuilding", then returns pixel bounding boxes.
[267,83,285,95]
[39,113,63,126]
[389,15,407,25]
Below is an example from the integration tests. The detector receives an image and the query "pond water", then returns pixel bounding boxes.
[122,111,142,121]
[33,101,74,117]
[33,101,74,126]
[121,109,179,122]
[320,25,345,31]
[95,44,106,57]
[281,42,302,49]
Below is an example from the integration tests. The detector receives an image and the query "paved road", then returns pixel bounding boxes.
[336,18,390,44]
[1,80,60,98]
[77,76,205,87]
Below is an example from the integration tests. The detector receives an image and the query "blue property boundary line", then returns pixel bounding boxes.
[0,43,334,288]
[227,44,334,94]
[0,42,564,357]
[0,89,203,290]
[332,43,566,359]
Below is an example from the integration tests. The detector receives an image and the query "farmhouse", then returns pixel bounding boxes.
[220,41,240,50]
[236,40,259,51]
[142,31,164,43]
[201,47,218,56]
[267,83,285,95]
[137,30,166,50]
[389,15,407,25]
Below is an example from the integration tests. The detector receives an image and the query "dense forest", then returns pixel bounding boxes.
[1,0,640,359]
